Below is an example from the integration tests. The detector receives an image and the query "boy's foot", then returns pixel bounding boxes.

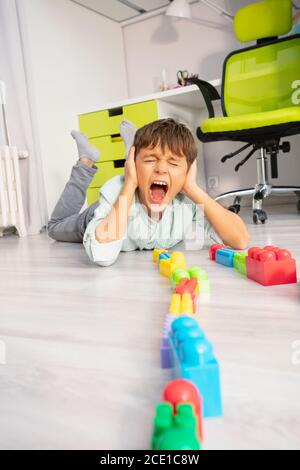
[71,130,100,163]
[120,119,137,159]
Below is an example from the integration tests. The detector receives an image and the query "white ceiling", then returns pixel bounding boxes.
[71,0,192,23]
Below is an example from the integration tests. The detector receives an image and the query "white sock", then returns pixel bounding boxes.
[71,130,100,162]
[120,119,137,159]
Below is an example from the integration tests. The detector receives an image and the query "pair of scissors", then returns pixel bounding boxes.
[177,70,189,87]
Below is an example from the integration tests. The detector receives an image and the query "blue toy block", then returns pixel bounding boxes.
[159,253,171,262]
[215,248,235,268]
[169,316,222,419]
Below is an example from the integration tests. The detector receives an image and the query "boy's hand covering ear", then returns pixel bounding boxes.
[182,160,198,198]
[124,146,138,190]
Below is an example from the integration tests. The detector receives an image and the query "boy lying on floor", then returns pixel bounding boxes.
[48,119,249,266]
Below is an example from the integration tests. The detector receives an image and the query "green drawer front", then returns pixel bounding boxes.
[90,135,125,163]
[87,188,101,206]
[90,160,125,188]
[123,100,158,128]
[79,109,124,138]
[79,100,158,139]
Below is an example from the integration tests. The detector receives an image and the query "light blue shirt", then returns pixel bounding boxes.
[291,22,300,35]
[83,176,221,266]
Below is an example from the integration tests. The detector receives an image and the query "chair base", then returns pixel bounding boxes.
[215,185,300,224]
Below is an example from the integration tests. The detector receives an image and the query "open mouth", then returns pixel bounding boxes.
[149,181,169,204]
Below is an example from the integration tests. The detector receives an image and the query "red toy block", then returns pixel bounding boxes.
[209,244,226,261]
[163,379,204,443]
[246,245,297,286]
[174,278,190,294]
[175,278,198,295]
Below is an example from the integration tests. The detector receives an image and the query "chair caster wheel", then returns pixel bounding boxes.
[228,204,241,214]
[253,210,268,225]
[297,200,300,212]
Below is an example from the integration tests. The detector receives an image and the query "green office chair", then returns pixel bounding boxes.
[189,0,300,224]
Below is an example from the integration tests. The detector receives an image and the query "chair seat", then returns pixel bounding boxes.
[201,106,300,133]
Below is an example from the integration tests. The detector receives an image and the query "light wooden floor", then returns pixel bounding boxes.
[0,205,300,450]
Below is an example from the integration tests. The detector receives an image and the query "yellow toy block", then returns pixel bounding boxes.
[153,249,168,264]
[180,293,194,316]
[169,294,181,316]
[170,252,187,271]
[160,258,171,278]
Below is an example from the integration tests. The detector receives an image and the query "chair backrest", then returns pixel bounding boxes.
[222,36,300,117]
[222,0,300,117]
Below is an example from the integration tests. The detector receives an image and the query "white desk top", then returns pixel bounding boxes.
[79,79,222,114]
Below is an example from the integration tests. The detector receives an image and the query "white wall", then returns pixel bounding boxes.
[123,0,247,98]
[122,0,300,202]
[21,0,128,215]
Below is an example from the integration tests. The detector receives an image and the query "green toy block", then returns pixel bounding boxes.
[188,267,210,293]
[233,252,247,276]
[151,403,173,450]
[151,403,201,451]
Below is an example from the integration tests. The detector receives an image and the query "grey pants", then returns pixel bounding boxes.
[48,162,99,243]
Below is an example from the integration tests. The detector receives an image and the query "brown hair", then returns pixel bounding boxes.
[133,118,198,167]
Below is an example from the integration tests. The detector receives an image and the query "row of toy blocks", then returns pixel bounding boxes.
[161,288,196,369]
[161,293,195,369]
[152,379,203,450]
[210,244,297,286]
[153,249,210,293]
[161,278,200,367]
[169,316,222,419]
[210,244,245,272]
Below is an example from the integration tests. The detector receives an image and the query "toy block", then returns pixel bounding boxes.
[151,402,201,450]
[169,293,182,316]
[161,313,177,369]
[181,293,195,316]
[216,248,235,267]
[151,402,173,450]
[188,267,210,293]
[171,268,190,289]
[170,251,187,271]
[175,278,198,296]
[233,252,247,276]
[159,254,184,279]
[153,249,168,264]
[159,258,172,278]
[209,244,226,261]
[171,316,205,348]
[163,379,204,443]
[169,317,222,419]
[159,253,171,262]
[246,246,297,286]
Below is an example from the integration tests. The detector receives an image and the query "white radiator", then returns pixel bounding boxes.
[0,81,27,237]
[0,146,27,237]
